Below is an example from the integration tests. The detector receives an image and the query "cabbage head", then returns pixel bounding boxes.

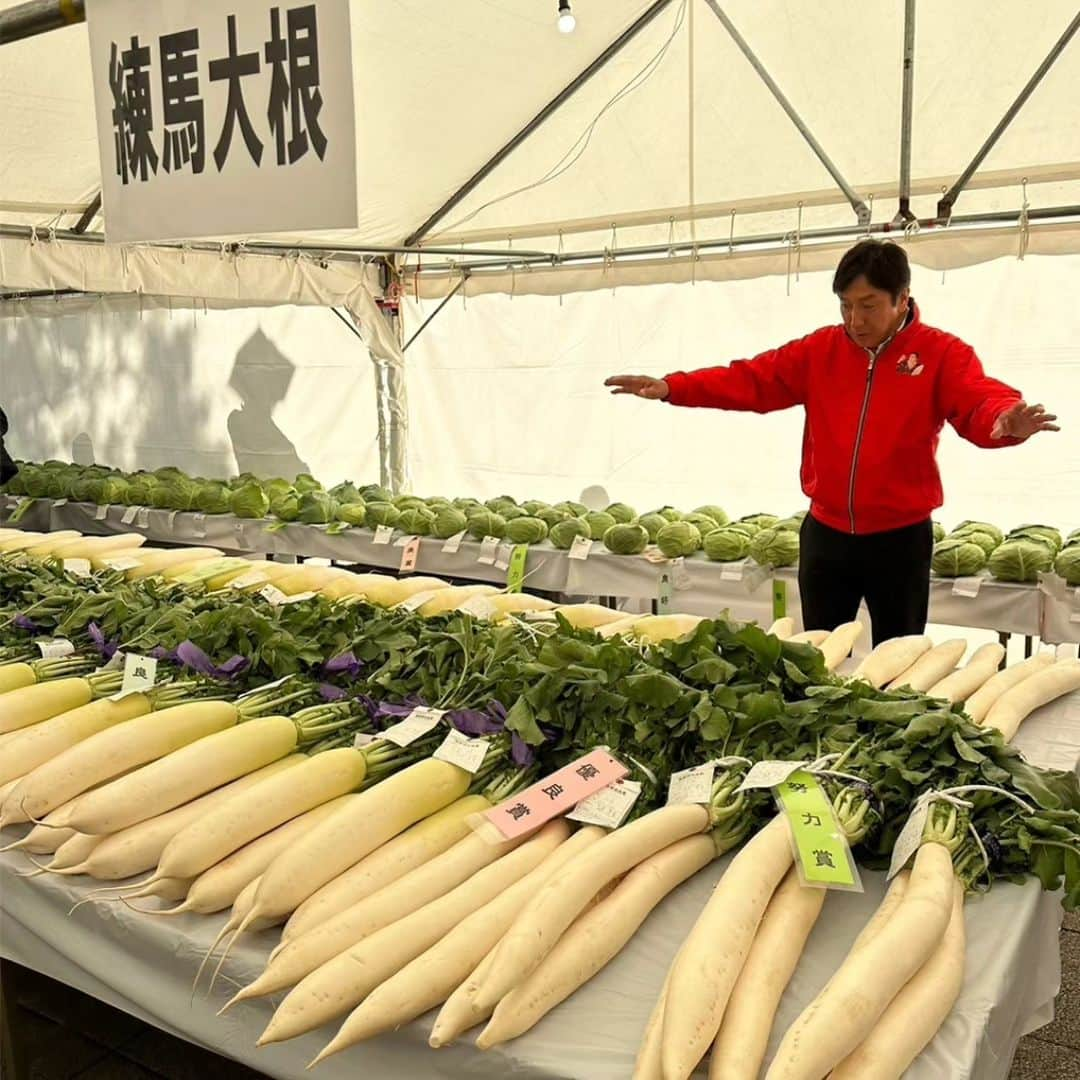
[393,495,428,511]
[362,484,392,502]
[263,477,293,501]
[293,473,323,494]
[728,522,759,537]
[931,538,986,577]
[522,500,550,516]
[537,506,573,529]
[603,522,648,555]
[703,528,751,562]
[270,489,301,521]
[2,468,28,495]
[485,496,519,515]
[453,496,483,513]
[330,481,363,504]
[1068,528,1080,545]
[739,513,779,528]
[604,502,637,525]
[773,516,804,534]
[155,475,199,510]
[432,506,468,539]
[656,521,702,558]
[953,520,1004,545]
[71,474,100,504]
[582,511,616,538]
[952,529,998,556]
[126,474,161,506]
[749,527,799,567]
[501,505,529,521]
[506,516,549,545]
[638,513,670,542]
[365,501,401,528]
[335,502,367,527]
[193,481,231,514]
[549,518,591,549]
[693,504,729,526]
[1008,525,1062,553]
[1055,545,1080,585]
[647,506,683,523]
[230,481,270,519]
[989,539,1053,582]
[99,475,131,506]
[554,500,589,518]
[398,506,437,536]
[467,510,507,540]
[932,521,946,542]
[682,512,722,537]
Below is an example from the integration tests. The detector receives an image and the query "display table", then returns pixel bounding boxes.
[1,497,1069,642]
[1040,574,1080,648]
[2,688,1078,1080]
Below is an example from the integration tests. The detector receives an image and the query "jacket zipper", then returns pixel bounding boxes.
[847,349,878,534]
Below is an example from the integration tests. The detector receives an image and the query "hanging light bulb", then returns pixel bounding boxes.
[557,0,576,34]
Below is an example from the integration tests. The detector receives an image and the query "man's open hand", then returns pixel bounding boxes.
[992,401,1060,440]
[604,375,670,400]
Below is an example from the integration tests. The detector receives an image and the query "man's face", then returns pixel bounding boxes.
[839,275,910,350]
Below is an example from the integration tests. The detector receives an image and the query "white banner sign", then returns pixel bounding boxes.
[87,0,357,242]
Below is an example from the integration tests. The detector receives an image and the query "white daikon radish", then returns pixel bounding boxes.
[851,635,932,688]
[766,617,795,640]
[965,653,1056,724]
[632,614,705,644]
[788,629,830,647]
[123,547,223,579]
[596,614,644,639]
[552,604,635,630]
[819,621,865,672]
[984,659,1080,742]
[0,678,95,735]
[887,639,967,692]
[925,642,1005,703]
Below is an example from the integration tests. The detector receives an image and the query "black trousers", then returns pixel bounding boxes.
[798,514,934,647]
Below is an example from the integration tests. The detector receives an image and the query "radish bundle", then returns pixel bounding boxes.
[0,666,121,734]
[0,656,99,698]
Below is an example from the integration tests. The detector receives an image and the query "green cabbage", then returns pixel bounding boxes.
[772,516,804,534]
[1007,525,1063,553]
[953,529,998,556]
[583,511,617,538]
[604,502,638,525]
[1054,545,1080,585]
[656,521,702,558]
[703,528,751,562]
[682,512,722,537]
[738,513,779,528]
[467,510,507,540]
[362,484,392,502]
[749,527,799,567]
[230,481,270,519]
[727,522,759,537]
[193,481,231,514]
[638,513,670,543]
[932,538,987,577]
[485,496,519,515]
[693,504,729,526]
[126,474,161,506]
[536,506,573,529]
[156,475,200,511]
[293,473,323,494]
[521,500,550,516]
[365,501,401,528]
[330,481,363,504]
[296,490,337,524]
[554,501,589,518]
[335,502,368,527]
[505,516,549,545]
[647,506,683,523]
[398,506,437,535]
[989,539,1054,582]
[432,507,468,539]
[500,505,529,521]
[452,496,483,513]
[549,518,591,549]
[393,495,428,511]
[603,522,648,555]
[270,489,302,521]
[953,520,1004,545]
[2,469,28,495]
[263,477,293,501]
[932,521,946,542]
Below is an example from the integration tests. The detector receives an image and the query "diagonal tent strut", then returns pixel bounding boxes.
[72,192,101,234]
[0,0,85,46]
[937,8,1080,221]
[403,0,678,248]
[894,0,917,224]
[702,0,871,226]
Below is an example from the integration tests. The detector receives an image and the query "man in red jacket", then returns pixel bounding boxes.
[605,240,1059,644]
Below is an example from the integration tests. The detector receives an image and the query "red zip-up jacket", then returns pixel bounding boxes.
[663,303,1024,535]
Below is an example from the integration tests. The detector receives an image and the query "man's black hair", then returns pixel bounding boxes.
[832,240,911,301]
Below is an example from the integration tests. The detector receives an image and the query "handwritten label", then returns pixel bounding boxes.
[459,593,497,620]
[373,525,394,545]
[63,558,92,577]
[671,557,692,590]
[481,748,629,840]
[772,579,788,620]
[568,778,642,829]
[120,505,140,525]
[657,570,673,615]
[399,536,421,573]
[667,763,715,805]
[104,556,142,572]
[737,760,806,793]
[951,576,983,599]
[110,652,157,700]
[230,569,269,590]
[192,512,207,538]
[442,530,466,554]
[776,770,860,890]
[477,536,500,565]
[888,799,931,880]
[720,559,746,581]
[94,504,109,521]
[259,584,289,606]
[382,706,446,748]
[136,508,150,529]
[568,535,593,561]
[506,544,528,593]
[36,638,75,659]
[433,730,490,773]
[643,546,668,565]
[398,589,439,613]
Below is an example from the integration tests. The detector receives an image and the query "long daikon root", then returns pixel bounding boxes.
[887,639,967,692]
[984,659,1080,741]
[925,642,1005,703]
[964,653,1055,724]
[830,877,966,1080]
[632,962,674,1080]
[707,869,826,1080]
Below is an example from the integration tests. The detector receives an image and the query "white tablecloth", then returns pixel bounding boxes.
[0,498,1061,639]
[3,691,1079,1080]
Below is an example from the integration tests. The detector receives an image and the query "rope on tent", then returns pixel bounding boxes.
[728,209,736,257]
[1018,178,1031,260]
[688,0,696,285]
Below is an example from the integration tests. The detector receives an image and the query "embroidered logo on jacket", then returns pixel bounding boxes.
[896,353,924,376]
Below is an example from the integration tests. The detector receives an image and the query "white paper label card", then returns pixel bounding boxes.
[95,504,109,521]
[136,508,150,529]
[494,545,511,571]
[888,799,930,879]
[721,559,746,582]
[399,536,421,573]
[477,536,500,565]
[568,779,642,828]
[433,730,490,773]
[373,524,394,545]
[37,638,75,659]
[459,594,497,619]
[259,584,289,606]
[667,763,716,805]
[951,576,983,598]
[63,558,92,577]
[120,506,139,525]
[672,556,692,590]
[568,536,593,561]
[643,546,668,564]
[111,653,157,700]
[398,589,439,613]
[278,590,317,604]
[382,706,446,747]
[104,556,142,572]
[442,530,466,554]
[737,760,807,792]
[230,569,268,590]
[52,498,68,507]
[192,513,207,538]
[352,731,377,748]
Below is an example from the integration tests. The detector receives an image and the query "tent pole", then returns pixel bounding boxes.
[894,0,917,224]
[937,8,1080,221]
[0,0,84,45]
[402,0,677,247]
[402,274,468,352]
[72,192,101,234]
[701,0,871,226]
